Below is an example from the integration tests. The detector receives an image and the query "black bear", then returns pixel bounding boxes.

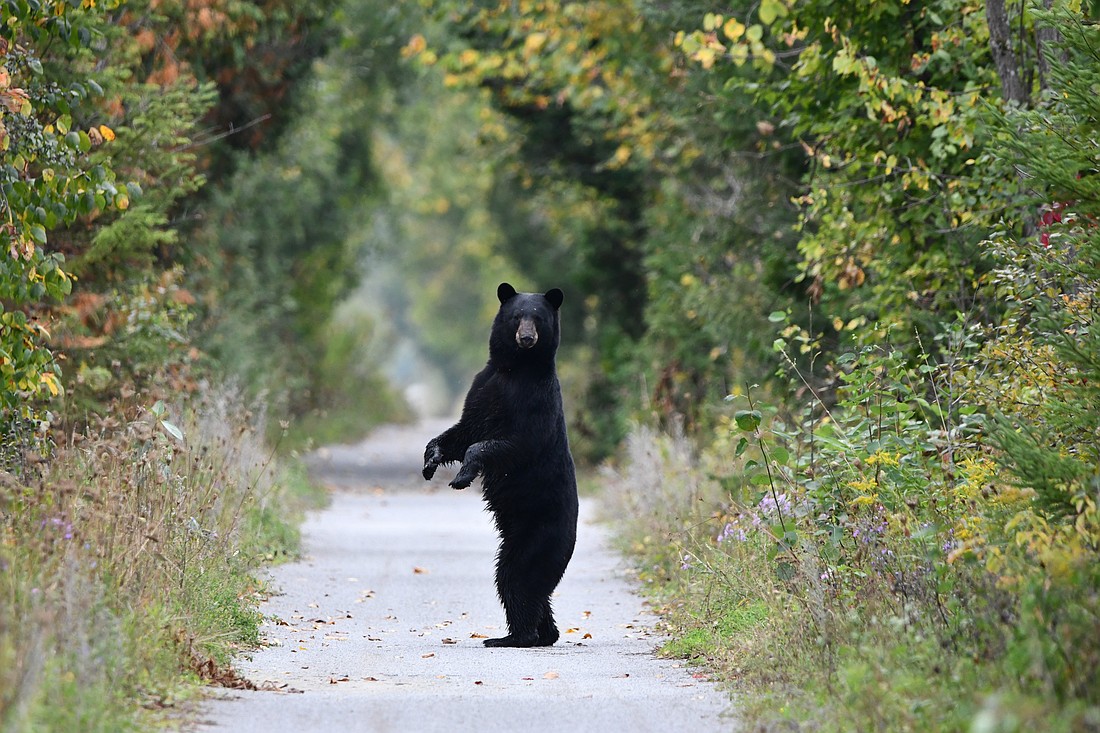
[423,282,579,648]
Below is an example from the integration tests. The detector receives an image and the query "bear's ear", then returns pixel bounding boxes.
[497,283,518,303]
[544,288,564,310]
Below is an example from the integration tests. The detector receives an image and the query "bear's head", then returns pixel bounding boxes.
[490,282,563,367]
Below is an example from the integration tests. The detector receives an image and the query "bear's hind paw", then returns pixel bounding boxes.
[483,632,540,648]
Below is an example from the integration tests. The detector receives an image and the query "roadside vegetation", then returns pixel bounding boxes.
[1,1,406,730]
[5,0,1098,731]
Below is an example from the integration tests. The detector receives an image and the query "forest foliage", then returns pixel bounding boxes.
[2,0,1099,730]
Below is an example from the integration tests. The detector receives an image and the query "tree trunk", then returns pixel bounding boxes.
[986,0,1030,105]
[1035,0,1063,93]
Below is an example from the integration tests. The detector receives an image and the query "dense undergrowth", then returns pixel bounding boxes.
[606,355,1097,730]
[606,248,1099,730]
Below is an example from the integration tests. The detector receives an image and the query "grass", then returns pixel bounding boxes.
[659,601,769,661]
[0,386,324,732]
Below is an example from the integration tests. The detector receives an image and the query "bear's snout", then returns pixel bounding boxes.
[516,317,539,349]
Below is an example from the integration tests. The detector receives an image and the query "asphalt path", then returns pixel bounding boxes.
[194,421,738,733]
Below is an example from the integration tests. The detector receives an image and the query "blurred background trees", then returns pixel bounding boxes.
[6,0,1095,465]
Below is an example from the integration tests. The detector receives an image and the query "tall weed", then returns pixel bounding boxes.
[0,386,317,731]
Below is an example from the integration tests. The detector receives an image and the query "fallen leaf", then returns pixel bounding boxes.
[613,673,631,679]
[442,638,457,645]
[582,610,592,619]
[413,566,429,574]
[364,676,379,682]
[565,628,579,634]
[583,633,593,639]
[470,632,488,639]
[421,652,435,659]
[474,680,484,685]
[543,671,559,680]
[329,676,349,684]
[522,677,534,681]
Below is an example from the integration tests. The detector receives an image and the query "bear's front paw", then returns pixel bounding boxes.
[449,463,477,490]
[423,441,444,480]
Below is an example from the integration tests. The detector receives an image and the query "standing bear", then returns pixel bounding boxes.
[423,282,579,648]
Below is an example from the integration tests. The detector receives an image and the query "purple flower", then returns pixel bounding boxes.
[717,523,749,543]
[42,516,73,540]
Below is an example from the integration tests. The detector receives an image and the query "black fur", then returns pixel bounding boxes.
[423,282,579,648]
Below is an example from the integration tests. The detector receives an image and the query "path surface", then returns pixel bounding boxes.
[195,421,738,733]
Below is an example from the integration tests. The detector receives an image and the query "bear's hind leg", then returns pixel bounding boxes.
[535,601,558,646]
[484,523,568,648]
[484,547,544,648]
[484,586,541,647]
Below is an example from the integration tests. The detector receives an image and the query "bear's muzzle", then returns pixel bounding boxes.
[516,317,539,349]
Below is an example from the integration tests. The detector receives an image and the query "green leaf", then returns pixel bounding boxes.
[759,0,788,25]
[160,420,184,442]
[29,225,46,244]
[734,409,762,432]
[750,472,773,486]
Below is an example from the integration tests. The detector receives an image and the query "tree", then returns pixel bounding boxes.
[1,2,126,460]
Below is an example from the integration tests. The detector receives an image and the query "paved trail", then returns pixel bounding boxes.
[195,421,738,733]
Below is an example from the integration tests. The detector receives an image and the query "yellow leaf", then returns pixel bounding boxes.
[99,124,115,142]
[401,34,426,59]
[40,372,62,397]
[723,18,745,41]
[524,32,547,58]
[693,46,718,69]
[609,144,631,168]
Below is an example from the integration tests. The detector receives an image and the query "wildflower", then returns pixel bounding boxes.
[716,522,749,544]
[42,516,73,540]
[680,554,693,570]
[757,491,793,518]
